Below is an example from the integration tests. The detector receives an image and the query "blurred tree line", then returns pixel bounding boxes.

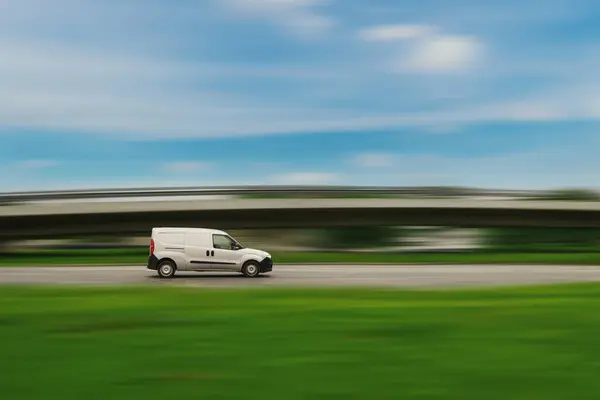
[310,226,600,253]
[484,228,600,252]
[536,188,600,201]
[310,226,401,250]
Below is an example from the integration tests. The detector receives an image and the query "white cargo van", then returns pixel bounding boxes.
[147,227,273,278]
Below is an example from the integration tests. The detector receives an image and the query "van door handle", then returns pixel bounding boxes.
[211,250,214,256]
[206,250,209,256]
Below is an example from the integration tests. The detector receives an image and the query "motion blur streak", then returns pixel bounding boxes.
[3,0,600,398]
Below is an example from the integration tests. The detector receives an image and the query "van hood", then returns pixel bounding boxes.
[240,248,271,259]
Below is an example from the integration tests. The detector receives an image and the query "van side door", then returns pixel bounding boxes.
[211,234,242,270]
[184,231,212,270]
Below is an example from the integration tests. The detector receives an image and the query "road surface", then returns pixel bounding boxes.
[2,264,600,288]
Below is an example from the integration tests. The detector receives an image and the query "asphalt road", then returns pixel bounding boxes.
[2,264,600,288]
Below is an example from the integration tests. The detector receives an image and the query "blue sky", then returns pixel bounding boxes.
[1,0,600,190]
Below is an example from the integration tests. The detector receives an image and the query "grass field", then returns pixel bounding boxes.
[2,248,600,266]
[2,284,600,399]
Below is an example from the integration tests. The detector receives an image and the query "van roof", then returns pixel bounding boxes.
[152,227,227,235]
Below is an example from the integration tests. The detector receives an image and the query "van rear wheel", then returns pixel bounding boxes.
[242,261,260,277]
[157,260,176,278]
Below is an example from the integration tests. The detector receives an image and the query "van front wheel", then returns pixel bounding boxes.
[157,260,176,278]
[242,261,260,277]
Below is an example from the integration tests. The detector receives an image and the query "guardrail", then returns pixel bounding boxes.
[0,186,542,204]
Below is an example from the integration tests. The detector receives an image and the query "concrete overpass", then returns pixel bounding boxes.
[2,198,600,240]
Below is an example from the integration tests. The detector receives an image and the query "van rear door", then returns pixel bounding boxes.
[156,231,185,252]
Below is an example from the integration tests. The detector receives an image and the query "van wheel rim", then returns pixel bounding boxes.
[161,265,172,275]
[247,265,257,275]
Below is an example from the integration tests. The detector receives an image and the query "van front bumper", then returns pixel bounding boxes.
[147,254,159,270]
[259,257,273,273]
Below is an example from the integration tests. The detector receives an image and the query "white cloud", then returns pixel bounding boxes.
[0,37,295,138]
[0,9,597,140]
[400,35,483,72]
[222,0,334,37]
[164,162,213,174]
[0,39,190,82]
[269,172,341,185]
[357,23,484,73]
[345,142,600,189]
[352,153,395,168]
[358,24,436,41]
[461,80,600,123]
[0,35,595,139]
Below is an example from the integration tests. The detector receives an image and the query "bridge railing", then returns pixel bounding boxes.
[0,186,541,204]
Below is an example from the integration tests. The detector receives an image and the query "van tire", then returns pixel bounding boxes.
[242,261,260,277]
[157,260,176,278]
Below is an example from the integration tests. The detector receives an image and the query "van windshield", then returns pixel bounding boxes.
[228,236,244,249]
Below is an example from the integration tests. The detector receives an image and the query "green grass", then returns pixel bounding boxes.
[2,248,600,266]
[3,284,600,399]
[0,248,147,266]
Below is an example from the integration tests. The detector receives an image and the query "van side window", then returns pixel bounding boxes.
[213,234,234,250]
